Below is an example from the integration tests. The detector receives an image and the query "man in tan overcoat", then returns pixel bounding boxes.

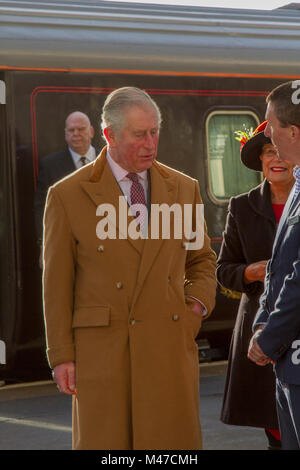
[43,87,217,450]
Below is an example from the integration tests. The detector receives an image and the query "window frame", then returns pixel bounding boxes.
[205,109,261,204]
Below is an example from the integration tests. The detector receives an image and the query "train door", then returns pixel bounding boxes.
[0,72,50,383]
[0,74,18,381]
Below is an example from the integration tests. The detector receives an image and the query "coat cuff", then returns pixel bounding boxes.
[46,344,75,369]
[185,295,208,317]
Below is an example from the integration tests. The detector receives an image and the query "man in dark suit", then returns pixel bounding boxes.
[248,81,300,449]
[34,111,96,250]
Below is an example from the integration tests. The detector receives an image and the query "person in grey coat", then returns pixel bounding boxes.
[217,120,294,449]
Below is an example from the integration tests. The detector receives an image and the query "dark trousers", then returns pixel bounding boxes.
[276,379,300,450]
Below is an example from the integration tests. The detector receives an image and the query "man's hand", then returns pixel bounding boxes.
[185,295,205,316]
[53,361,76,395]
[248,330,271,366]
[190,300,204,316]
[244,260,268,283]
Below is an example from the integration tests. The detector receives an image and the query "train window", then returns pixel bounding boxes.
[206,111,261,201]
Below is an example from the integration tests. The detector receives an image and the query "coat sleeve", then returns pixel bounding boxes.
[216,197,262,296]
[252,267,271,331]
[42,186,77,368]
[183,180,217,317]
[257,254,300,361]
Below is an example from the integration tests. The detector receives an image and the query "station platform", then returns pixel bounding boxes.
[0,361,268,451]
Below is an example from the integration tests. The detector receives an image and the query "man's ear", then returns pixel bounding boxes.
[103,127,116,146]
[290,125,300,143]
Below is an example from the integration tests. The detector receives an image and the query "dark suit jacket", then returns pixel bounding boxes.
[217,179,279,428]
[254,188,300,385]
[34,148,77,242]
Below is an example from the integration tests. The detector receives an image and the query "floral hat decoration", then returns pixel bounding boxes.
[235,120,272,172]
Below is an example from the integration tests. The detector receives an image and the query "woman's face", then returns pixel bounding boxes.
[260,143,295,184]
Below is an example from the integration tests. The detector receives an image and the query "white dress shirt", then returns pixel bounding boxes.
[106,150,148,205]
[69,145,97,169]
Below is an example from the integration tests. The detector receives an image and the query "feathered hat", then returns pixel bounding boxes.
[235,121,271,171]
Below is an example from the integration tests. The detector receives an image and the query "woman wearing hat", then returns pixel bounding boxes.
[217,121,295,450]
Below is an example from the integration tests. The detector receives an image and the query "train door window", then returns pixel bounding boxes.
[206,111,261,201]
[0,77,15,359]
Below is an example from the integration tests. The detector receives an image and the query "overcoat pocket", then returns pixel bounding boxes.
[72,306,110,328]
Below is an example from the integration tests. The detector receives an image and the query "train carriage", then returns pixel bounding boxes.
[0,0,300,382]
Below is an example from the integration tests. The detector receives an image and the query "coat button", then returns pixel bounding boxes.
[172,314,179,321]
[129,318,135,325]
[116,282,123,289]
[97,245,104,252]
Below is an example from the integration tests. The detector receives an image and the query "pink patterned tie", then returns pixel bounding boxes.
[127,172,147,230]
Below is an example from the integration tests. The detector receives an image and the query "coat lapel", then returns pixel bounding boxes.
[79,147,144,254]
[248,179,276,226]
[131,161,179,307]
[56,148,76,175]
[273,185,299,253]
[79,150,179,294]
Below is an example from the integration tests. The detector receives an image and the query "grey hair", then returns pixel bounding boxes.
[101,87,162,139]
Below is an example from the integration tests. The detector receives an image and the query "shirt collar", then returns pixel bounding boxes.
[293,165,300,180]
[293,165,300,199]
[106,149,148,182]
[68,145,96,163]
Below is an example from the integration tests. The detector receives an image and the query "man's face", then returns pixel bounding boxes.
[65,113,94,156]
[264,102,299,165]
[108,105,160,173]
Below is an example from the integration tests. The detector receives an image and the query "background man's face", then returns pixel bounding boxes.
[65,113,94,156]
[109,105,160,173]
